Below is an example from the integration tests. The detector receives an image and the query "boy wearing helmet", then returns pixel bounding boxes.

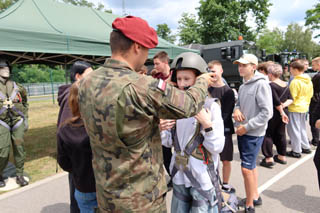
[161,52,225,213]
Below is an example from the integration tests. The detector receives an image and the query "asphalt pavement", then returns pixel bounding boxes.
[0,131,319,213]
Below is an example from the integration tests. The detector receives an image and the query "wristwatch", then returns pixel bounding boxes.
[204,127,213,132]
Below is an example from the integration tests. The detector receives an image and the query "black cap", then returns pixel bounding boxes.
[0,59,9,68]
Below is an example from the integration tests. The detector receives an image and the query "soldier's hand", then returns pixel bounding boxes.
[159,119,176,132]
[233,109,245,122]
[198,72,215,87]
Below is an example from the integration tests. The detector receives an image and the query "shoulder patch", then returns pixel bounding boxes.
[157,79,167,91]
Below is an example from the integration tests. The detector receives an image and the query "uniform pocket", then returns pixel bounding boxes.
[0,125,10,149]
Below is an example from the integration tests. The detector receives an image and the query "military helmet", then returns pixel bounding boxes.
[0,59,11,72]
[170,52,208,83]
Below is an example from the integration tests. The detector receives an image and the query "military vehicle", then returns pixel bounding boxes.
[266,51,317,78]
[265,50,306,67]
[198,40,265,89]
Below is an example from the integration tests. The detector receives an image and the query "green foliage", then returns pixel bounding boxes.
[0,0,17,11]
[178,13,202,45]
[59,0,112,13]
[11,65,65,83]
[283,23,315,58]
[305,2,320,38]
[256,23,320,59]
[256,28,284,55]
[156,23,176,44]
[195,0,271,44]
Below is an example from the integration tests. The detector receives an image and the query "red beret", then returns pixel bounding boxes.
[112,16,158,49]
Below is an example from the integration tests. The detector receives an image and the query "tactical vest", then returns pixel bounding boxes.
[171,98,223,211]
[0,81,25,130]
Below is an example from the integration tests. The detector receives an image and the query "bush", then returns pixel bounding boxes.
[11,65,66,83]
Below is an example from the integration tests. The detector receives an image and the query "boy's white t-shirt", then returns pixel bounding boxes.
[161,98,225,191]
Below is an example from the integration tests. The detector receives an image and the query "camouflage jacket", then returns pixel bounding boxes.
[0,79,28,124]
[78,58,208,212]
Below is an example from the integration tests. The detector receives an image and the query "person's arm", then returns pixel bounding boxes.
[221,89,235,124]
[130,74,213,120]
[198,102,225,155]
[17,83,29,117]
[282,99,293,108]
[270,85,289,123]
[233,87,245,123]
[17,83,29,131]
[289,80,298,101]
[275,105,289,124]
[243,82,273,131]
[57,133,72,173]
[282,88,293,108]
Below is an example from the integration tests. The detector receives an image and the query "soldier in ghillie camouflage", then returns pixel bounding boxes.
[78,16,215,212]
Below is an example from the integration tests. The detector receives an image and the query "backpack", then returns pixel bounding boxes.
[221,186,239,212]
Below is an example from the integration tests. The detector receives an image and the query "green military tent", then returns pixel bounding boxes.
[0,0,197,65]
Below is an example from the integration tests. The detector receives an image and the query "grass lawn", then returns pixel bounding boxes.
[14,98,62,184]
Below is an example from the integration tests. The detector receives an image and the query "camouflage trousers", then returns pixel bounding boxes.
[0,123,26,176]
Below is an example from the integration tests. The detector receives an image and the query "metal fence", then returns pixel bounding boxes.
[22,82,66,96]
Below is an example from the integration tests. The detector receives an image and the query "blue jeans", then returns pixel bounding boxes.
[74,189,97,213]
[171,184,219,213]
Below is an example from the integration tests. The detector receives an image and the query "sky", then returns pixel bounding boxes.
[91,0,319,42]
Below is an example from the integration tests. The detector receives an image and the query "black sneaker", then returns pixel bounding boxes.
[222,184,236,193]
[245,206,255,213]
[239,196,262,207]
[16,176,28,187]
[260,158,274,168]
[286,151,301,158]
[311,140,318,146]
[0,175,5,188]
[302,148,312,154]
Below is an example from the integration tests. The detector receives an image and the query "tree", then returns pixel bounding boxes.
[283,23,314,56]
[156,23,176,44]
[255,23,320,59]
[0,0,17,11]
[11,65,65,83]
[256,28,284,55]
[305,2,320,38]
[178,0,271,45]
[178,13,201,45]
[197,0,271,44]
[59,0,112,13]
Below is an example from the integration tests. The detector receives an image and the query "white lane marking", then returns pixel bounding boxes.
[258,151,315,194]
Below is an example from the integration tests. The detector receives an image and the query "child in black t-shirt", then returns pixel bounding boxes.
[208,60,235,192]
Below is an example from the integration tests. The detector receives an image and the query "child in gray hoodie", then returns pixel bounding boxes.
[233,54,273,213]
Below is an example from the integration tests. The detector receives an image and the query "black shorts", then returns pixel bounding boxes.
[220,134,233,161]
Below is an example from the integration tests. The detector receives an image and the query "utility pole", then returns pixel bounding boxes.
[122,0,126,16]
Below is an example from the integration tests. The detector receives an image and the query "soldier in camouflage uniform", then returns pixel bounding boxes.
[78,16,215,212]
[0,59,29,187]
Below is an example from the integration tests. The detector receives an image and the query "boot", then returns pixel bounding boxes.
[0,175,5,187]
[16,175,28,187]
